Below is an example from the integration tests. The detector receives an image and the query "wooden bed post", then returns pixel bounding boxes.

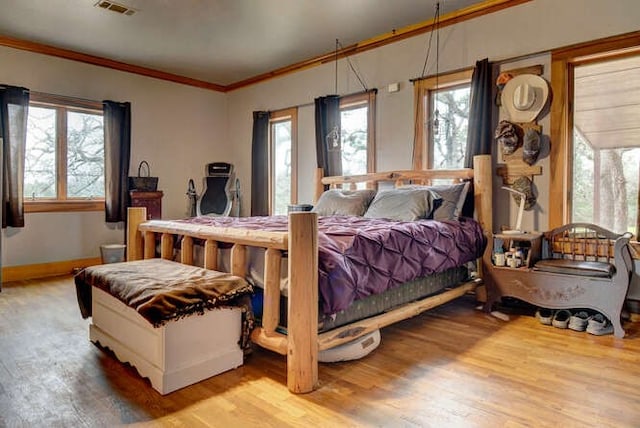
[473,154,493,293]
[127,207,146,261]
[473,154,493,237]
[287,211,318,393]
[314,168,325,203]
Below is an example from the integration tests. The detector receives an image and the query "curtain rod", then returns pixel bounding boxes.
[493,48,550,66]
[279,88,378,111]
[410,65,473,83]
[30,90,103,104]
[410,49,551,83]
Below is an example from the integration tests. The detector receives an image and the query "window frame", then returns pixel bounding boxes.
[412,68,473,170]
[549,31,640,231]
[268,107,298,215]
[339,91,377,174]
[25,92,104,213]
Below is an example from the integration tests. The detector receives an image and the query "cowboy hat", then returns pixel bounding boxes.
[501,74,549,123]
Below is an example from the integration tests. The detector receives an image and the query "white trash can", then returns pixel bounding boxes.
[100,244,126,264]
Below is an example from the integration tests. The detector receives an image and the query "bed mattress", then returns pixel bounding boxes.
[173,215,485,317]
[264,265,469,332]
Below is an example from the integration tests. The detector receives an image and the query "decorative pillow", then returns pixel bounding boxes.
[312,189,377,216]
[427,182,470,221]
[363,188,440,221]
[399,182,470,221]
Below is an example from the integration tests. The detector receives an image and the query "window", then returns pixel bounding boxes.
[24,93,104,212]
[572,56,640,235]
[339,91,376,176]
[550,32,640,236]
[413,69,473,170]
[269,108,297,215]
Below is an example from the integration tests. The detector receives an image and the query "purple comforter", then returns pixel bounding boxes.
[174,215,486,315]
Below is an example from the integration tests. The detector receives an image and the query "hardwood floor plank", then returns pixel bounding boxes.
[1,276,639,427]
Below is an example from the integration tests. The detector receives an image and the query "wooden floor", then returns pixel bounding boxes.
[1,276,639,427]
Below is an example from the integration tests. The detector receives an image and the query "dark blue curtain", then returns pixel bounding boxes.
[103,100,131,223]
[314,95,342,177]
[464,58,494,168]
[0,85,30,229]
[251,111,269,216]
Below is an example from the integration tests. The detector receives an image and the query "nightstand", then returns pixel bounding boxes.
[484,231,543,312]
[129,191,163,220]
[492,231,542,269]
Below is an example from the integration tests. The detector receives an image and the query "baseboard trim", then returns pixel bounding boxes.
[2,257,102,283]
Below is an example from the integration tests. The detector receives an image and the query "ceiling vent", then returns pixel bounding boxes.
[94,1,137,16]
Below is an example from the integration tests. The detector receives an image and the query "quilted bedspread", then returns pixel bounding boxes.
[175,215,486,316]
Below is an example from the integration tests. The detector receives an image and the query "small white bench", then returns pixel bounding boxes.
[76,258,251,394]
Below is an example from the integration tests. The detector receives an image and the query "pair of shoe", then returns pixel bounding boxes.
[538,308,614,335]
[535,308,571,328]
[535,308,554,325]
[568,311,614,335]
[551,309,572,328]
[585,313,614,336]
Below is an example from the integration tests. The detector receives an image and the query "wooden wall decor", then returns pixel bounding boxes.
[496,64,546,185]
[497,122,543,185]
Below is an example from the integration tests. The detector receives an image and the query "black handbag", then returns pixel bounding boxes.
[128,160,158,192]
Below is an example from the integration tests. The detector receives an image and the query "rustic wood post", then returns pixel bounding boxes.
[287,211,318,393]
[127,207,146,261]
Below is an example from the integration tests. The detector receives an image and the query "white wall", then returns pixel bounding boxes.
[0,46,230,266]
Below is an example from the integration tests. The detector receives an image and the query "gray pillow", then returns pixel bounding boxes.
[363,188,440,221]
[313,189,377,216]
[425,182,470,221]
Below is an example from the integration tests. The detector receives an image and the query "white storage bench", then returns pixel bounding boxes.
[76,259,252,395]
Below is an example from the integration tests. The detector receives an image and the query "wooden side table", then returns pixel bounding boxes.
[129,191,163,220]
[492,231,543,269]
[484,231,543,312]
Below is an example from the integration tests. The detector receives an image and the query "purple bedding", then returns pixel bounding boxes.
[172,215,486,315]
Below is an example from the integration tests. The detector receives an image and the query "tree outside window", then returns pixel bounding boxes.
[431,85,470,169]
[572,55,640,235]
[24,93,104,212]
[412,69,473,171]
[269,107,297,215]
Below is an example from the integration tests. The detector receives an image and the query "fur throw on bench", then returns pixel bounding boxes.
[75,259,253,327]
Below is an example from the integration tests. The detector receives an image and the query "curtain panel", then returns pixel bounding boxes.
[0,85,30,228]
[250,111,269,216]
[464,58,494,168]
[103,100,131,223]
[314,95,342,177]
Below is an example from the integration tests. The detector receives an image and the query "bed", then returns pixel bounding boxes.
[122,154,493,393]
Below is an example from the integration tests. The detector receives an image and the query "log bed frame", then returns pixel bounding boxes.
[125,154,493,393]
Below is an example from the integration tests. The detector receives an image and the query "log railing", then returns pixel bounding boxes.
[127,208,318,393]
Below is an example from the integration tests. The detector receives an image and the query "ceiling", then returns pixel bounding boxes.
[574,55,640,150]
[0,0,492,88]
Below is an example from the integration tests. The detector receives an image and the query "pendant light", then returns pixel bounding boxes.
[326,39,341,151]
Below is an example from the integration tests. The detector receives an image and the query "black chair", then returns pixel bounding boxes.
[197,162,238,216]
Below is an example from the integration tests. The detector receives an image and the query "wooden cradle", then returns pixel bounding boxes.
[124,155,493,393]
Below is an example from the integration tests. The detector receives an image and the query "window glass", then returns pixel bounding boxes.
[340,104,368,176]
[67,111,105,198]
[24,93,104,211]
[25,106,57,199]
[412,69,472,171]
[572,55,640,235]
[431,85,470,169]
[272,119,292,215]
